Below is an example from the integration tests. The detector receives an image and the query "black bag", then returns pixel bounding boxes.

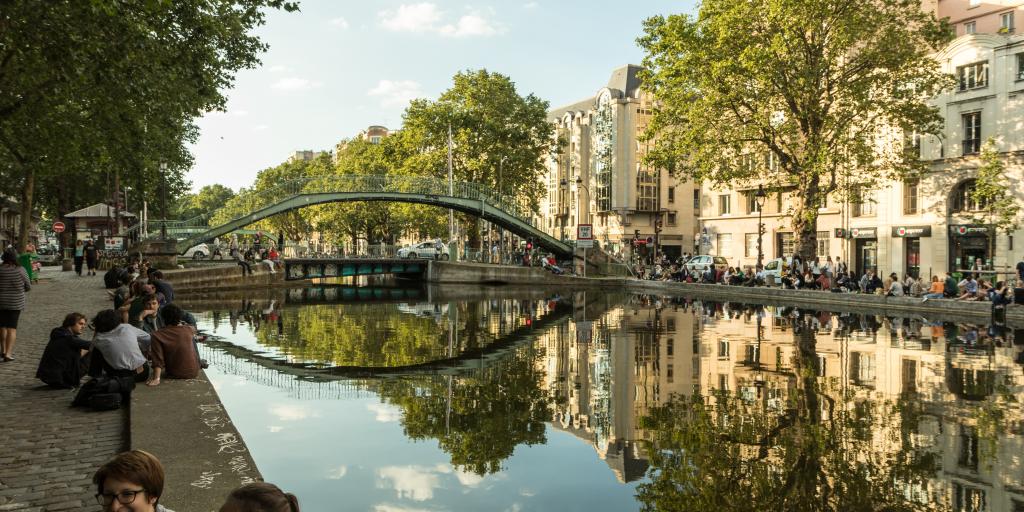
[71,375,136,410]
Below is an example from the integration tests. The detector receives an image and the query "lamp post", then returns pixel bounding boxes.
[755,185,767,271]
[575,176,590,277]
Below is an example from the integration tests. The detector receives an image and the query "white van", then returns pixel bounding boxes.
[761,257,794,283]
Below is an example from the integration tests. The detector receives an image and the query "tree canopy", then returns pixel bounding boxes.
[638,0,953,260]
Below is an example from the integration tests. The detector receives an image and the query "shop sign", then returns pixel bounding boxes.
[891,226,932,238]
[833,228,846,239]
[101,237,125,251]
[949,225,991,236]
[850,227,877,239]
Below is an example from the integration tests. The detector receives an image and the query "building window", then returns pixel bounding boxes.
[693,189,700,210]
[369,136,382,144]
[777,232,795,258]
[716,233,732,255]
[852,187,877,217]
[962,112,981,155]
[1001,11,1015,32]
[816,231,829,257]
[745,233,758,258]
[903,178,919,215]
[667,364,674,383]
[718,194,731,215]
[718,339,730,359]
[952,179,990,212]
[1017,54,1024,80]
[965,21,977,34]
[667,212,677,226]
[745,191,762,214]
[957,62,988,91]
[667,186,675,204]
[636,168,659,211]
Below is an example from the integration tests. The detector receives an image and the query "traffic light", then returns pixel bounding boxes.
[526,238,533,250]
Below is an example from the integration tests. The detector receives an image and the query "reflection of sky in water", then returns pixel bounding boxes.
[204,359,641,512]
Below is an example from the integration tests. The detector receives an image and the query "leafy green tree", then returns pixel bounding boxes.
[637,0,953,260]
[971,138,1021,263]
[0,0,297,247]
[177,184,237,220]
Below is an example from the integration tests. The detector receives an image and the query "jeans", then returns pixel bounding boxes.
[923,292,943,299]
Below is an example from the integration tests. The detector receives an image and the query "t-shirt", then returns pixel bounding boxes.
[149,325,199,379]
[93,324,150,371]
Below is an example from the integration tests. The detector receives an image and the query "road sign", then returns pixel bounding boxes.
[52,221,65,233]
[577,239,594,248]
[577,224,593,240]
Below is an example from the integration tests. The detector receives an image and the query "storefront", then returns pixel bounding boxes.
[850,227,877,275]
[892,226,931,279]
[948,225,991,272]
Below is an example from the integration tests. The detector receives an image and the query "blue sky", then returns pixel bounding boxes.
[187,0,697,191]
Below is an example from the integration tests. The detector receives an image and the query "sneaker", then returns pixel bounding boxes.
[199,359,209,369]
[922,297,928,302]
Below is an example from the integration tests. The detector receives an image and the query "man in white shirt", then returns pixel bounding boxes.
[90,309,151,381]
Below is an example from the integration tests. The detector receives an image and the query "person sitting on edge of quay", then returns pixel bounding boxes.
[93,450,175,512]
[91,309,151,382]
[146,304,200,387]
[149,270,174,304]
[0,248,30,362]
[958,274,979,300]
[859,269,882,294]
[232,246,254,276]
[219,482,300,512]
[886,273,904,297]
[35,312,91,388]
[943,272,959,298]
[126,293,160,333]
[833,271,854,293]
[922,275,945,302]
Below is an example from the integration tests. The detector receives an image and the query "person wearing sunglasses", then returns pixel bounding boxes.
[93,450,175,511]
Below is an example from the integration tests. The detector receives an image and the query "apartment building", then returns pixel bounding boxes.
[538,65,699,262]
[936,0,1024,37]
[700,30,1024,277]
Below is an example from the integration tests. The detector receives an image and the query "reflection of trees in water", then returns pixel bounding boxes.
[374,344,552,476]
[637,314,942,512]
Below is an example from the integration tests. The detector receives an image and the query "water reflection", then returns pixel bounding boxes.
[190,288,1024,511]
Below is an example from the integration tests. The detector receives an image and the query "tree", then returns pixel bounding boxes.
[971,139,1021,265]
[638,0,953,260]
[0,0,298,247]
[177,184,237,220]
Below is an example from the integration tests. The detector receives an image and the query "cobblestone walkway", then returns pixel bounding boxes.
[0,267,126,511]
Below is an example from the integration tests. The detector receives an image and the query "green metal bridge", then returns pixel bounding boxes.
[128,174,573,257]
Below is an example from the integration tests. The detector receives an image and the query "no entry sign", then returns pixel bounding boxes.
[52,221,65,233]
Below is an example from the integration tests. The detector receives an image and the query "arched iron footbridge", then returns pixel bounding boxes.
[133,174,573,257]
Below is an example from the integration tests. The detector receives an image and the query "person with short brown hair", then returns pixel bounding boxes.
[219,482,300,512]
[35,312,91,388]
[93,449,175,511]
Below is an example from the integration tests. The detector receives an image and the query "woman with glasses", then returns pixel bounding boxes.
[35,312,91,388]
[93,450,175,511]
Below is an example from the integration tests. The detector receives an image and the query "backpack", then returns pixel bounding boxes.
[71,375,135,410]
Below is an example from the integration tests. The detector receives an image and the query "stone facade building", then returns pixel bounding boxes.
[538,65,699,262]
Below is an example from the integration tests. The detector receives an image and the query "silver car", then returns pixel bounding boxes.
[396,241,449,260]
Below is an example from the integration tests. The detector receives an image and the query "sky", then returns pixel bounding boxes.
[187,0,697,192]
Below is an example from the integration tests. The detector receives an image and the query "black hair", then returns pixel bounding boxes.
[92,310,121,334]
[161,304,184,326]
[151,270,163,279]
[1,249,16,265]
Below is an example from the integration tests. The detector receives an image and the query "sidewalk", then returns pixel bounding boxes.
[0,266,126,511]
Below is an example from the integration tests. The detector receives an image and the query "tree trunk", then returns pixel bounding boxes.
[791,177,822,263]
[17,165,35,250]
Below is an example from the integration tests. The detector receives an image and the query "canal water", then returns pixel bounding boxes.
[182,284,1024,512]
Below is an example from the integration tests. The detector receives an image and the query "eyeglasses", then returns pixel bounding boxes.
[95,489,145,506]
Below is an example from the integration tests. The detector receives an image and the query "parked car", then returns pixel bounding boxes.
[683,255,729,273]
[761,257,795,283]
[397,241,449,260]
[183,243,210,260]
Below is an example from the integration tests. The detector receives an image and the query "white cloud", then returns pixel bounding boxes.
[367,403,403,422]
[271,77,323,91]
[268,425,283,433]
[330,16,350,29]
[373,505,434,512]
[327,465,348,480]
[268,404,316,421]
[378,3,502,38]
[453,470,484,487]
[379,3,442,33]
[367,79,425,108]
[267,65,292,73]
[377,465,444,501]
[252,124,270,132]
[439,14,500,38]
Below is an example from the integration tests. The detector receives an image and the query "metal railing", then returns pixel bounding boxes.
[126,174,538,243]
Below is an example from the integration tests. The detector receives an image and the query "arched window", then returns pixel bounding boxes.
[951,179,989,213]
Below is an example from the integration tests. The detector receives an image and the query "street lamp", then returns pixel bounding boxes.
[574,176,589,225]
[755,185,767,271]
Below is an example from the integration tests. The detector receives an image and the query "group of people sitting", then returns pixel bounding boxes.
[231,244,281,276]
[94,449,300,511]
[35,260,203,389]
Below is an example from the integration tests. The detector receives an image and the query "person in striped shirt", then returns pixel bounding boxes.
[0,248,31,361]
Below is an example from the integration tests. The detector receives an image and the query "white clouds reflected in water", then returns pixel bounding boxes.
[268,404,318,421]
[373,505,434,512]
[376,464,497,502]
[366,403,402,423]
[327,465,348,480]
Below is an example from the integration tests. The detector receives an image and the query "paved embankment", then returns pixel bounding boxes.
[0,265,259,512]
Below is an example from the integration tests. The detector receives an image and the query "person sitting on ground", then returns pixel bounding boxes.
[944,272,959,298]
[146,304,200,386]
[90,309,151,382]
[989,280,1011,305]
[701,266,715,284]
[909,276,925,298]
[219,482,300,512]
[815,271,831,291]
[93,450,175,512]
[976,278,993,300]
[112,274,133,310]
[729,268,744,286]
[802,269,816,289]
[886,272,904,297]
[126,293,160,333]
[922,275,945,301]
[149,270,174,304]
[35,312,91,389]
[958,274,979,300]
[860,270,882,294]
[232,247,253,276]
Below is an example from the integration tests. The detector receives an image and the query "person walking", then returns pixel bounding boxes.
[84,239,99,276]
[0,249,31,361]
[18,243,39,283]
[74,239,85,276]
